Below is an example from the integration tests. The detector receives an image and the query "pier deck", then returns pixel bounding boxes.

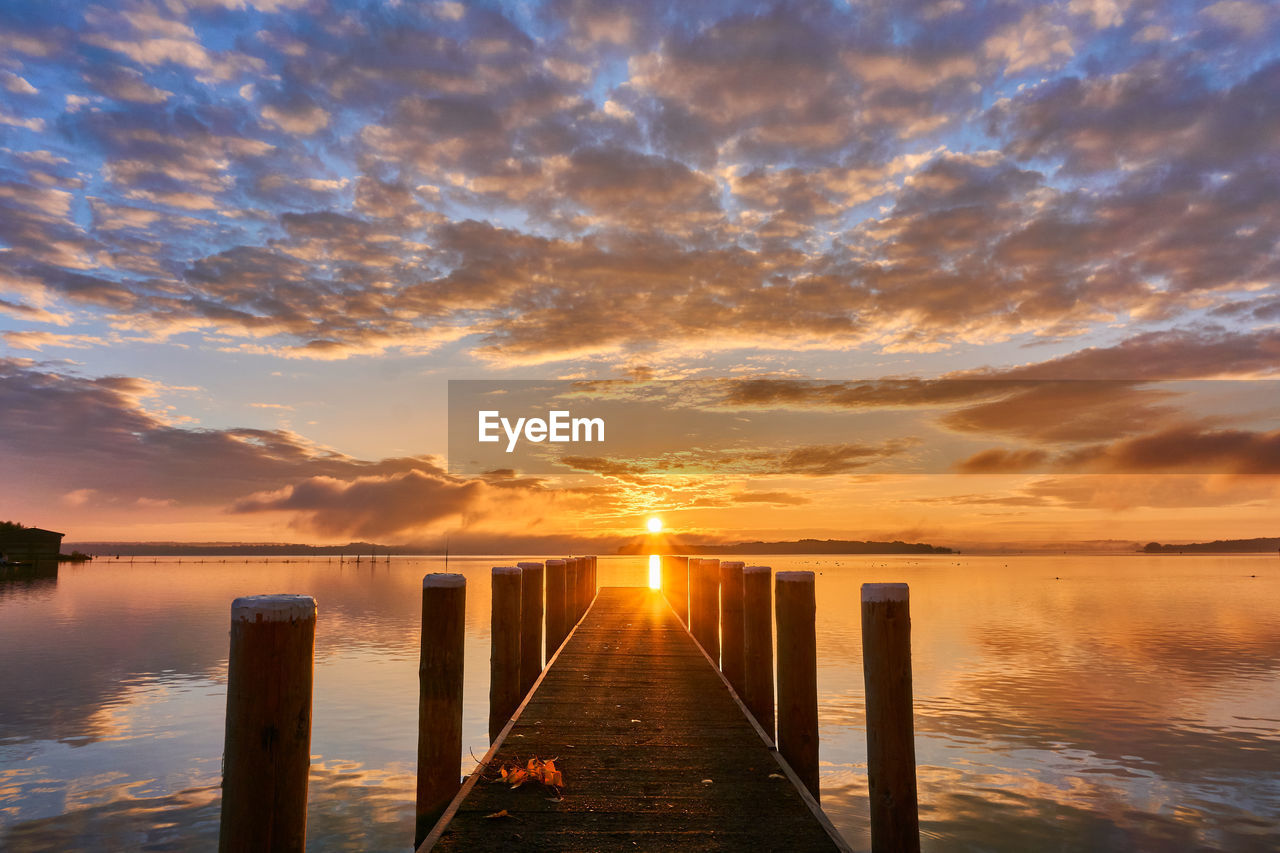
[422,586,846,852]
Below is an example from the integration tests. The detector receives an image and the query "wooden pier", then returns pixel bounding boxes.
[419,587,847,851]
[218,561,920,853]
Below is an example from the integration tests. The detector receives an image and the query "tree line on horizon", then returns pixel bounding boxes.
[1142,537,1280,553]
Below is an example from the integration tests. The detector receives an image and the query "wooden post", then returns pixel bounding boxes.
[670,555,689,626]
[690,558,709,647]
[565,557,580,625]
[588,555,597,601]
[220,594,316,853]
[776,571,819,800]
[742,566,775,739]
[687,558,703,636]
[719,560,746,694]
[578,556,592,612]
[862,583,920,852]
[693,558,720,663]
[545,559,567,654]
[415,574,465,847]
[489,566,522,743]
[517,561,544,695]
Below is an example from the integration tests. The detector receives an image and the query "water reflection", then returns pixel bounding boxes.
[0,560,58,600]
[0,555,1277,851]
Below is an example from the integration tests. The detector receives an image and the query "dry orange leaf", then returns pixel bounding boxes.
[495,757,564,791]
[483,809,509,819]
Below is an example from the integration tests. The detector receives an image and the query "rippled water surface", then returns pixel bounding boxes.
[2,555,1277,851]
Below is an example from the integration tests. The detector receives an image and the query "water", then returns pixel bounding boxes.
[1,555,1277,851]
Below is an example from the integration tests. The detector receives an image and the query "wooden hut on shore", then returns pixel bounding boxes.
[0,524,64,564]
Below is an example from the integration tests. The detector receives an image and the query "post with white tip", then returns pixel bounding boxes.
[776,571,819,800]
[862,582,920,852]
[490,566,523,742]
[416,573,465,848]
[219,594,316,853]
[517,562,545,695]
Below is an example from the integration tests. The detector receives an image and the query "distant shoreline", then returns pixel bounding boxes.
[61,537,1280,559]
[1141,537,1280,554]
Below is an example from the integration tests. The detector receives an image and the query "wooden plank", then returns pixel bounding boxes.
[422,587,847,853]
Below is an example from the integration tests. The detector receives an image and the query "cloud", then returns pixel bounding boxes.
[561,439,918,478]
[0,358,593,538]
[81,4,265,82]
[0,0,1273,373]
[983,9,1075,74]
[81,64,172,103]
[260,92,330,135]
[953,448,1052,474]
[762,441,920,475]
[0,71,37,95]
[991,57,1280,174]
[939,381,1180,443]
[990,329,1280,380]
[1063,426,1280,474]
[558,455,652,484]
[727,490,810,505]
[1017,474,1280,510]
[231,470,484,538]
[1,330,103,351]
[1199,1,1273,35]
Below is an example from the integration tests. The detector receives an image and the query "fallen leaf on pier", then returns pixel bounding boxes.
[494,757,564,791]
[768,773,785,780]
[484,810,509,819]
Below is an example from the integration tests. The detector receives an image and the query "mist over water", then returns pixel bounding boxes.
[1,555,1277,851]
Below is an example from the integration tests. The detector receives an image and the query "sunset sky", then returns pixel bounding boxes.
[1,0,1277,549]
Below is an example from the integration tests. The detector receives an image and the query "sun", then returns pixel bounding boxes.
[646,517,663,533]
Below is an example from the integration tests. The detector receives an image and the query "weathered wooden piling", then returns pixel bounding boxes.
[742,565,775,739]
[776,571,819,800]
[517,561,544,695]
[565,557,581,624]
[719,560,746,695]
[687,558,703,639]
[861,583,920,853]
[219,594,316,853]
[415,574,465,847]
[545,558,567,654]
[576,556,590,617]
[690,557,721,663]
[489,566,523,742]
[668,555,690,626]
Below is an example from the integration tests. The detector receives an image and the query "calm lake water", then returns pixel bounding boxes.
[1,555,1277,851]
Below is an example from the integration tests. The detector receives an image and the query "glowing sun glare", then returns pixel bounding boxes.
[647,517,663,533]
[648,554,661,590]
